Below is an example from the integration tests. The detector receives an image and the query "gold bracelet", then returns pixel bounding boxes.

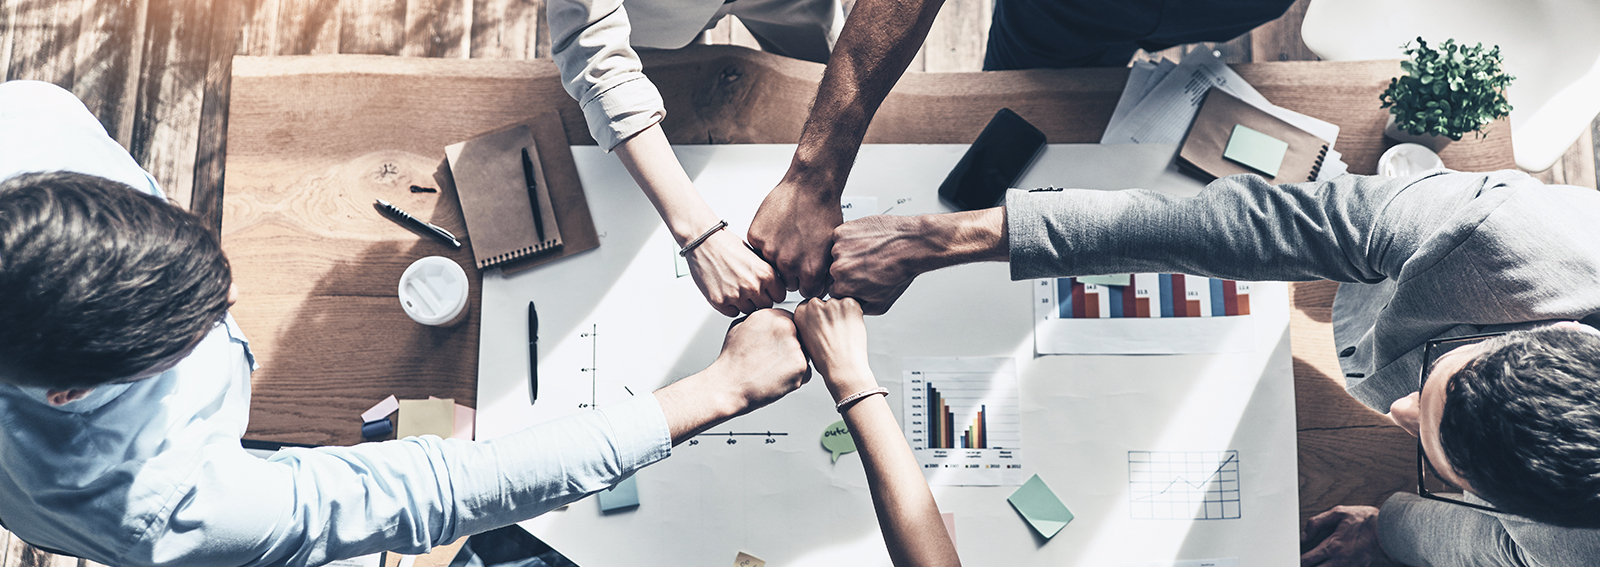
[835,387,889,412]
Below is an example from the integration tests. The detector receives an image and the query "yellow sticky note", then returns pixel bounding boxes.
[733,552,765,567]
[398,399,456,439]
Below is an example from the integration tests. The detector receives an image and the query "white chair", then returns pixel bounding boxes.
[1300,0,1600,172]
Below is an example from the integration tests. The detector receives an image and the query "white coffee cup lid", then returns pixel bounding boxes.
[398,256,468,326]
[1378,143,1445,178]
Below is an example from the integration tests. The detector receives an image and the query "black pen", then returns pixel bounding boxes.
[528,301,539,404]
[375,199,462,249]
[521,147,546,241]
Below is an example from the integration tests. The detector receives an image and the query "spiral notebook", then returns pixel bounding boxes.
[446,124,563,269]
[1177,88,1328,183]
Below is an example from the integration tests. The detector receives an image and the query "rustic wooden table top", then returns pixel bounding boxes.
[222,45,1514,520]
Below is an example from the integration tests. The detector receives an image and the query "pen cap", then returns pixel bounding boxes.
[398,256,470,327]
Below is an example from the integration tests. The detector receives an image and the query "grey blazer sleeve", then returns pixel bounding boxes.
[548,0,667,150]
[1379,492,1600,567]
[1004,172,1425,283]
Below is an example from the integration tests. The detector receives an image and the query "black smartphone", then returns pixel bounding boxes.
[938,108,1048,211]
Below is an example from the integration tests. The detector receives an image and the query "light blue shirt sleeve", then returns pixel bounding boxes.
[127,397,671,567]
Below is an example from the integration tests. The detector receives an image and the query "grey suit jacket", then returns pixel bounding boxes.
[1004,170,1600,566]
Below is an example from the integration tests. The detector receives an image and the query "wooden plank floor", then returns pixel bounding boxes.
[0,0,1589,562]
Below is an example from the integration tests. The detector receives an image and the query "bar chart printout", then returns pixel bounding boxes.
[1034,274,1258,355]
[902,358,1025,486]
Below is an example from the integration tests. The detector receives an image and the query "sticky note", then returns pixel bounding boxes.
[362,395,400,422]
[1008,474,1073,538]
[941,512,957,547]
[733,552,766,567]
[1222,124,1289,178]
[452,403,475,440]
[397,399,456,439]
[599,476,639,512]
[821,420,857,463]
[1077,274,1131,287]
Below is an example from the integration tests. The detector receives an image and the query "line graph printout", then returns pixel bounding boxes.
[903,358,1026,486]
[1128,451,1241,520]
[1034,274,1257,355]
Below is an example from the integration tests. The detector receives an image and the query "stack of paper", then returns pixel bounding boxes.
[1102,51,1348,181]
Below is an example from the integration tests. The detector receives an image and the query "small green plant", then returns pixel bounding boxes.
[1379,37,1514,141]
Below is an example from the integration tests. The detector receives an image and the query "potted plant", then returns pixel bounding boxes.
[1379,37,1514,151]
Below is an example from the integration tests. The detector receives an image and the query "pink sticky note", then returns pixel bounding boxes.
[941,512,956,547]
[361,395,399,422]
[452,404,475,440]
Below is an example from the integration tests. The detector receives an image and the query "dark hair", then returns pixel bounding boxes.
[1440,326,1600,528]
[0,172,232,388]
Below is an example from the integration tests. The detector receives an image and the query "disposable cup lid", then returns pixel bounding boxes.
[398,256,468,325]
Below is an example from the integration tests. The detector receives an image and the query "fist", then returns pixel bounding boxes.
[793,297,875,402]
[829,215,930,315]
[712,308,812,415]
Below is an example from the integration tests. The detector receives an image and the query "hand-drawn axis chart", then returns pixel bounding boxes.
[1128,450,1241,520]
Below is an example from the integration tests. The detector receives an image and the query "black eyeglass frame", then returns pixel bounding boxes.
[1415,331,1507,514]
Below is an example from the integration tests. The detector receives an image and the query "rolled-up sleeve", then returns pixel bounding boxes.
[123,395,672,567]
[548,0,667,150]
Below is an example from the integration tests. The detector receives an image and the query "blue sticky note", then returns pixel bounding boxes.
[1008,474,1073,538]
[599,476,639,512]
[1222,124,1289,177]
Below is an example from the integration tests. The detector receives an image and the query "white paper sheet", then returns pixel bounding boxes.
[1034,275,1257,354]
[476,144,1298,567]
[902,357,1026,485]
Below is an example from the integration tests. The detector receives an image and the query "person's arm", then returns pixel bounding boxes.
[746,0,946,297]
[547,0,783,315]
[1364,492,1537,567]
[121,310,809,567]
[830,172,1471,314]
[794,298,960,567]
[615,127,786,316]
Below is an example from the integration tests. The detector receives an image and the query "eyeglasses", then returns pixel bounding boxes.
[1416,331,1507,514]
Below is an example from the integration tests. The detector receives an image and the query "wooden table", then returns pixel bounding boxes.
[221,45,1516,520]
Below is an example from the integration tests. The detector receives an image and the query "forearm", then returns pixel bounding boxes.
[913,207,1009,273]
[838,382,960,567]
[614,125,723,243]
[655,367,745,445]
[785,0,945,196]
[1378,492,1525,567]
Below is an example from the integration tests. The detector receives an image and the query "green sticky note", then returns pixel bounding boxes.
[674,243,691,278]
[1222,124,1289,178]
[1007,474,1073,538]
[1076,274,1131,287]
[821,420,857,463]
[599,476,639,512]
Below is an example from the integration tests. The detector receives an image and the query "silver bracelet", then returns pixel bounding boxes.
[835,387,889,412]
[679,220,728,257]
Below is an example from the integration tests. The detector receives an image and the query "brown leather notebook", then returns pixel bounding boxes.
[1177,88,1328,183]
[440,113,598,273]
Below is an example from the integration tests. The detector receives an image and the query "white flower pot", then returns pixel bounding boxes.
[1383,115,1453,152]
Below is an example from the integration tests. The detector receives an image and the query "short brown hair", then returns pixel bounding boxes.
[0,172,232,388]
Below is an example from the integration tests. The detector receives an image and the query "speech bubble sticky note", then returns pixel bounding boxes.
[821,420,857,463]
[733,552,766,567]
[599,476,639,512]
[1008,474,1073,539]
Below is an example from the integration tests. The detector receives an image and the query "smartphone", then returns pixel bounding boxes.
[938,108,1048,211]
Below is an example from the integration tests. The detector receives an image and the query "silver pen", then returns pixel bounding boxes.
[375,199,462,249]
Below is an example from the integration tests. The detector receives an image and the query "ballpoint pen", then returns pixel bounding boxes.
[375,199,462,249]
[521,147,546,241]
[528,301,539,404]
